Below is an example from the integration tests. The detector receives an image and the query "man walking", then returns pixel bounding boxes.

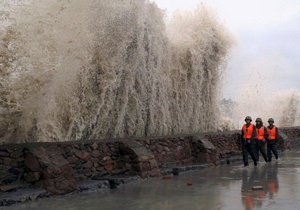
[241,116,258,166]
[254,118,268,163]
[266,118,279,162]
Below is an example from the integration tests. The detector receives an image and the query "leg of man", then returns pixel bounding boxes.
[247,142,257,166]
[267,142,272,162]
[259,141,268,163]
[255,140,259,161]
[271,143,279,160]
[242,144,249,166]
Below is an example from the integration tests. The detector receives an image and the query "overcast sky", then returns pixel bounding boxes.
[153,0,300,99]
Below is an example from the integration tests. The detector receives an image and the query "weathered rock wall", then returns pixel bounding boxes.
[1,127,299,196]
[280,127,300,146]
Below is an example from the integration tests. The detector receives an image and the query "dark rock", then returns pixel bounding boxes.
[157,145,163,152]
[91,150,100,158]
[96,166,104,172]
[24,154,41,172]
[0,183,26,192]
[125,163,132,170]
[77,180,108,191]
[91,172,109,180]
[104,164,114,171]
[1,167,21,184]
[111,155,119,160]
[26,147,77,195]
[29,194,38,201]
[108,179,118,189]
[79,144,86,150]
[1,199,16,206]
[62,152,70,159]
[67,155,79,164]
[42,166,61,179]
[84,172,92,177]
[2,179,14,184]
[24,172,40,182]
[10,150,23,159]
[44,176,76,195]
[32,147,50,166]
[172,168,179,175]
[91,158,100,163]
[8,167,21,176]
[110,169,125,176]
[75,150,90,160]
[83,161,93,169]
[0,151,9,157]
[176,145,183,152]
[91,143,98,150]
[10,159,18,167]
[3,157,12,166]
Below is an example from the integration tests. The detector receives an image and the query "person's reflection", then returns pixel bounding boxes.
[266,162,279,200]
[241,165,269,210]
[241,169,253,210]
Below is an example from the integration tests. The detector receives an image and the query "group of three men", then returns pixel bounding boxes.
[242,116,279,167]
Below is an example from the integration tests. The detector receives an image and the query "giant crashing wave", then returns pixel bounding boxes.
[0,0,233,144]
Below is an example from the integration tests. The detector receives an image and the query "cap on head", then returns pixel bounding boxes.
[255,118,262,123]
[245,116,252,121]
[268,118,274,123]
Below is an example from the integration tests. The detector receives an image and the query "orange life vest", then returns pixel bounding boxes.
[255,126,265,140]
[242,124,254,139]
[267,126,277,140]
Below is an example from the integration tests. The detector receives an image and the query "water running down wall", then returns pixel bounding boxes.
[0,0,233,144]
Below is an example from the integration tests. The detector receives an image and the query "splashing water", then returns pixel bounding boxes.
[222,56,300,129]
[0,0,232,144]
[274,89,300,127]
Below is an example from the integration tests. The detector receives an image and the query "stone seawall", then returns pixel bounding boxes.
[1,127,300,197]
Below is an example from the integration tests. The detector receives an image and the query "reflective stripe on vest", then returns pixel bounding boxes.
[267,126,277,140]
[256,126,265,140]
[243,124,254,139]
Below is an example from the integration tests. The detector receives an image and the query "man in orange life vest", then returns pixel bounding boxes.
[266,118,279,162]
[241,116,258,166]
[254,118,268,163]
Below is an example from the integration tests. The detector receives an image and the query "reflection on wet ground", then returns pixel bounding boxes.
[3,149,300,210]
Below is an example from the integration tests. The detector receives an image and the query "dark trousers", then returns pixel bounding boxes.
[255,139,268,162]
[267,140,278,161]
[242,139,257,166]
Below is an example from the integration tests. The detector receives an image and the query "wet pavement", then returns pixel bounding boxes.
[2,148,300,210]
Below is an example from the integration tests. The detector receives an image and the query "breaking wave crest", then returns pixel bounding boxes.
[0,0,232,144]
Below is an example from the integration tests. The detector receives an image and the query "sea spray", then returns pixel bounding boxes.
[222,55,300,128]
[0,0,233,144]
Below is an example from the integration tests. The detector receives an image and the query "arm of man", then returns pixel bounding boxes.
[251,125,256,141]
[264,127,268,141]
